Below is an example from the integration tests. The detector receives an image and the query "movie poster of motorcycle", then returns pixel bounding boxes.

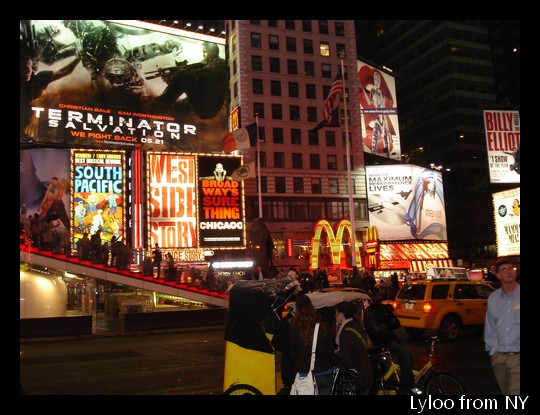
[20,20,227,152]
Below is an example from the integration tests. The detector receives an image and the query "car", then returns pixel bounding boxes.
[391,278,495,341]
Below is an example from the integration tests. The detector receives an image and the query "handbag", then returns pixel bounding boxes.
[290,322,320,395]
[332,366,358,395]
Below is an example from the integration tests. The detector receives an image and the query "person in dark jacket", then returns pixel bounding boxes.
[334,301,374,394]
[289,294,336,395]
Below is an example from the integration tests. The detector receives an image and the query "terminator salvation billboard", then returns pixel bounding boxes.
[20,20,227,152]
[358,60,401,161]
[492,187,520,257]
[483,110,520,184]
[366,164,447,241]
[147,153,245,251]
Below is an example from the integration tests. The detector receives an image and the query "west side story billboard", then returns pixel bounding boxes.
[483,110,520,184]
[20,20,227,152]
[492,187,520,257]
[366,164,447,241]
[358,60,401,161]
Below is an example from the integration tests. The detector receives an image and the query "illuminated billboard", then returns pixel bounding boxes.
[20,20,227,152]
[147,153,245,254]
[357,60,401,160]
[71,149,126,247]
[483,110,520,184]
[492,187,520,257]
[366,164,447,241]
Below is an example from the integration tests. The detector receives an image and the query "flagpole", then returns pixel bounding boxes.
[255,114,263,218]
[341,56,357,267]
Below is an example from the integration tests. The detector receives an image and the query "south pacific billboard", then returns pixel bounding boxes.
[20,20,227,153]
[147,153,245,253]
[483,110,520,184]
[358,60,401,161]
[492,187,520,257]
[366,164,447,241]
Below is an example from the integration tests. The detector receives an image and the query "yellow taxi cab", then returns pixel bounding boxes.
[391,273,495,341]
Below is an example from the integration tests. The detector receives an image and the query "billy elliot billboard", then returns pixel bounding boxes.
[357,59,401,161]
[483,110,520,184]
[147,153,245,255]
[366,164,447,241]
[20,20,227,152]
[71,149,126,247]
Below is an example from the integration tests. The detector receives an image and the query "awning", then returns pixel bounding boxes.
[409,259,454,273]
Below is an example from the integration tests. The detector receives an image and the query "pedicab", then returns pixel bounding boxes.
[222,278,371,395]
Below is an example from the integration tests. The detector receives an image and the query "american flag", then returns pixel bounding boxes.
[322,66,343,124]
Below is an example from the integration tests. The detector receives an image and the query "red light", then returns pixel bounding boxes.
[423,302,434,314]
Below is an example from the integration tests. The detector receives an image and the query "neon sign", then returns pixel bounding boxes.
[310,219,362,269]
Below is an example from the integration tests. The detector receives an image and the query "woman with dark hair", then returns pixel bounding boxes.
[289,294,336,395]
[334,301,374,394]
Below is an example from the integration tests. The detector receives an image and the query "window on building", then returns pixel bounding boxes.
[231,35,237,54]
[288,82,299,98]
[272,127,284,144]
[325,131,336,147]
[289,105,300,121]
[329,178,339,194]
[250,20,261,25]
[291,128,301,145]
[327,154,338,170]
[285,20,295,30]
[307,106,317,122]
[271,104,283,120]
[260,176,267,193]
[286,37,297,52]
[232,59,237,75]
[304,61,315,76]
[259,151,266,167]
[293,178,304,194]
[336,43,346,58]
[292,153,303,169]
[269,34,279,50]
[302,20,312,32]
[321,63,331,78]
[252,78,263,95]
[274,152,285,168]
[343,155,354,171]
[252,55,263,71]
[254,102,265,118]
[320,41,330,57]
[311,178,322,194]
[270,57,280,73]
[258,126,266,143]
[233,82,238,99]
[303,39,314,54]
[308,201,324,218]
[306,83,316,99]
[275,177,286,193]
[335,22,345,36]
[309,153,320,169]
[319,20,329,34]
[308,129,319,146]
[270,80,281,96]
[268,20,278,27]
[287,59,298,75]
[251,33,262,48]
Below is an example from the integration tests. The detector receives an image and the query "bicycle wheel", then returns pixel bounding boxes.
[371,380,411,395]
[423,372,467,395]
[223,384,263,395]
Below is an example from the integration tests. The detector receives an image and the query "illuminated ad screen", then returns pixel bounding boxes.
[147,153,245,251]
[357,59,401,161]
[366,164,447,241]
[71,149,125,247]
[483,110,520,184]
[492,187,520,257]
[20,20,227,152]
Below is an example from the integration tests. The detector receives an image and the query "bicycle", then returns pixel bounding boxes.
[370,335,467,395]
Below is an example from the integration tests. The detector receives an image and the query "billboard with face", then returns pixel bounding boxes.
[20,20,227,152]
[366,164,447,241]
[493,187,520,257]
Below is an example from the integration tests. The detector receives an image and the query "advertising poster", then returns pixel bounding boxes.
[148,153,197,249]
[198,155,245,248]
[71,149,125,246]
[20,20,227,152]
[483,110,520,184]
[492,187,520,257]
[366,164,447,241]
[20,148,70,232]
[357,60,401,160]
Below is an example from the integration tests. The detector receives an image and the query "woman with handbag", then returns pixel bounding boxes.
[334,301,374,395]
[289,294,336,395]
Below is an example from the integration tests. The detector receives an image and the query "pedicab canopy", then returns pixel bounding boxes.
[224,277,299,354]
